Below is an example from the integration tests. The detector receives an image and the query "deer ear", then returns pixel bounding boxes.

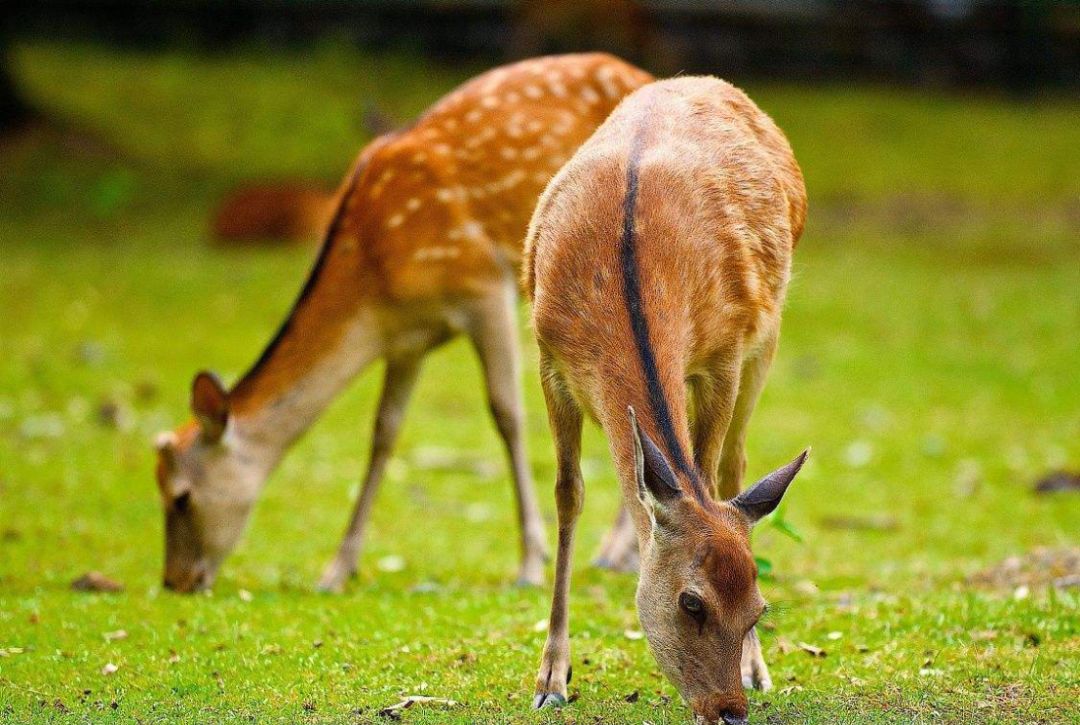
[191,371,229,443]
[732,449,809,524]
[629,406,682,517]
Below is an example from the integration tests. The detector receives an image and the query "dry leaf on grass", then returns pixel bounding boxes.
[377,696,459,720]
[71,572,124,593]
[103,630,127,642]
[101,663,119,675]
[797,642,826,657]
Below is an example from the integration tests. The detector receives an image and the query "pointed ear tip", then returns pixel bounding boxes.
[193,369,223,388]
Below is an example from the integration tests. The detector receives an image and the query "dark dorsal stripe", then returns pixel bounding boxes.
[232,141,380,393]
[618,121,707,504]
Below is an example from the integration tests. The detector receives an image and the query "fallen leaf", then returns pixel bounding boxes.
[101,663,118,675]
[377,696,458,720]
[826,631,843,640]
[624,629,644,640]
[103,630,128,642]
[71,572,124,593]
[797,642,826,658]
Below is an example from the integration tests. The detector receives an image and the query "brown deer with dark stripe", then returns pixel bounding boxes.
[525,76,808,724]
[153,54,653,594]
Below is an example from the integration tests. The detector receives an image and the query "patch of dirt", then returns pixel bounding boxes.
[1033,470,1080,494]
[967,547,1080,591]
[71,571,124,593]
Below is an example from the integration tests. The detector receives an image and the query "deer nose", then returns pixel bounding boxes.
[163,568,205,593]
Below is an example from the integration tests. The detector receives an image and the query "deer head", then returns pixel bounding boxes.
[629,410,806,725]
[153,371,269,592]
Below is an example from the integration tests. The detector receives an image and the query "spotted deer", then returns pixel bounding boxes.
[525,76,808,724]
[153,53,654,593]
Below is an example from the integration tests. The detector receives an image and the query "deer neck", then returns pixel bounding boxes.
[226,304,382,458]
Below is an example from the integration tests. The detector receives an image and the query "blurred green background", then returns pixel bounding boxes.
[1,4,1079,722]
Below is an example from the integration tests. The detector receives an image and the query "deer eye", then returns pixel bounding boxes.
[173,492,191,514]
[679,592,705,619]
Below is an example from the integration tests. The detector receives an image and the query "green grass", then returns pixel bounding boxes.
[1,42,1078,723]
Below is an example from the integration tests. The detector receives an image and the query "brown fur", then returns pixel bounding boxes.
[210,182,336,243]
[526,77,806,723]
[154,54,654,593]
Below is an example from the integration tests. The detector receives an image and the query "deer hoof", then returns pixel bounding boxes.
[316,560,354,593]
[532,692,567,709]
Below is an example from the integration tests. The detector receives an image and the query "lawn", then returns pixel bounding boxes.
[1,42,1078,723]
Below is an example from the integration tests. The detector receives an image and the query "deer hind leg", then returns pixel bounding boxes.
[533,358,584,709]
[466,285,549,586]
[317,354,423,592]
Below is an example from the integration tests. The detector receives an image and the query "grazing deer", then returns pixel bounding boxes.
[525,76,808,723]
[153,53,653,593]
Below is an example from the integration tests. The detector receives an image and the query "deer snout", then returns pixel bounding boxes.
[163,563,208,593]
[691,691,748,725]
